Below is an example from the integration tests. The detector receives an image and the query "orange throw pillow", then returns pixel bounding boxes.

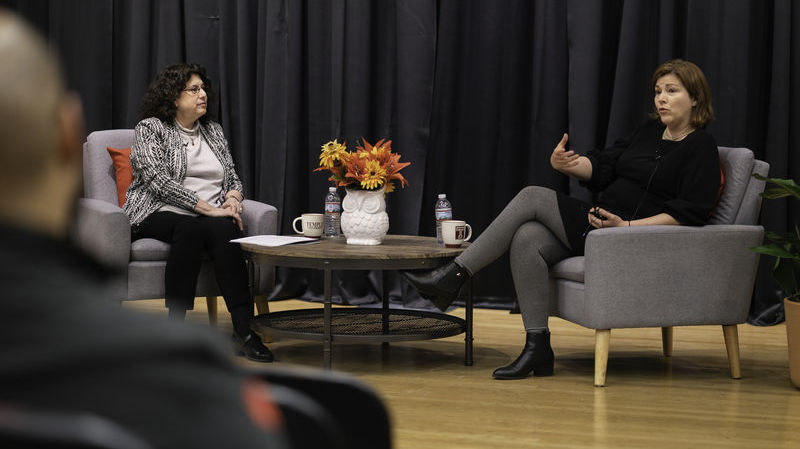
[107,147,133,207]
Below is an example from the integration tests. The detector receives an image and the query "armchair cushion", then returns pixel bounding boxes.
[550,257,585,283]
[130,239,171,261]
[106,146,133,207]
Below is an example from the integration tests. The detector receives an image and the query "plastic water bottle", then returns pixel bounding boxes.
[324,186,341,238]
[435,193,453,245]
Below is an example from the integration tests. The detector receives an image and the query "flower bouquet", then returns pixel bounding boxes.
[314,138,410,245]
[314,138,410,192]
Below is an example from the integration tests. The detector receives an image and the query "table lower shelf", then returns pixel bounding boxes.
[253,308,466,343]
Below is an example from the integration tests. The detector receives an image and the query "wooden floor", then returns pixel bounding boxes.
[125,298,800,449]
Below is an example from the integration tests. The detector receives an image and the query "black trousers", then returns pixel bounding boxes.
[133,212,252,315]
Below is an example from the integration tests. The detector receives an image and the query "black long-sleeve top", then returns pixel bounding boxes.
[557,119,721,255]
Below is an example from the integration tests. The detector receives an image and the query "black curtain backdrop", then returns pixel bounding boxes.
[4,0,797,324]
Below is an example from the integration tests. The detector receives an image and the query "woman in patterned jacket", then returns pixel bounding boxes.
[124,63,273,362]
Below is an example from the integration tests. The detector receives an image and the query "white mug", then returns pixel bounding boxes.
[441,220,472,248]
[292,213,324,237]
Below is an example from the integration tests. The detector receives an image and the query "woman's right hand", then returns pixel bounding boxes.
[550,133,580,172]
[549,133,592,180]
[195,200,243,230]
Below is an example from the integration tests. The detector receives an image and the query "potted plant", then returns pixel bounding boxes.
[750,174,800,388]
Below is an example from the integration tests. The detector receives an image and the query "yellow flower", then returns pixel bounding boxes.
[360,159,387,190]
[357,138,390,161]
[318,140,348,169]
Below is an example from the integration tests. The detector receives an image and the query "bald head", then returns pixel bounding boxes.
[0,10,84,236]
[0,9,65,184]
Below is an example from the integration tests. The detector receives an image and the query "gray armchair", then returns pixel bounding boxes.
[546,147,768,386]
[74,129,277,322]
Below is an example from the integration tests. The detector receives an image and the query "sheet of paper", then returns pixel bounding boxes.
[230,235,319,246]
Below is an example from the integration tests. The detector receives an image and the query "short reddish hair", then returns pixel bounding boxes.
[651,59,714,129]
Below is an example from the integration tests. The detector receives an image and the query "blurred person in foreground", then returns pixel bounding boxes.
[0,9,288,449]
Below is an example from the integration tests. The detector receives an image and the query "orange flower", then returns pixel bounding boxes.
[315,137,410,192]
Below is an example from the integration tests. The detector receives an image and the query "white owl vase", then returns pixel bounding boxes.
[340,187,389,245]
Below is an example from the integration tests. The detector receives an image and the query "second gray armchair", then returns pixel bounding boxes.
[546,146,768,386]
[74,129,277,322]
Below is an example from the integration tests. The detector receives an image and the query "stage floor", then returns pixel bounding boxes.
[127,298,799,449]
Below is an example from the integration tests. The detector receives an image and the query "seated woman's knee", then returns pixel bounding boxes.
[512,221,550,246]
[518,185,551,202]
[203,216,241,240]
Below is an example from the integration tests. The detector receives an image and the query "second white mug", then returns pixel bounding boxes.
[441,219,472,248]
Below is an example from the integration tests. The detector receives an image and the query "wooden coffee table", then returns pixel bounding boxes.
[240,235,472,369]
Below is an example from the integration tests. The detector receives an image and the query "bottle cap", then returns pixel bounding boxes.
[329,187,337,192]
[438,193,446,198]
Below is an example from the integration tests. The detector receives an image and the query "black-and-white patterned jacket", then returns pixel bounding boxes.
[124,117,244,226]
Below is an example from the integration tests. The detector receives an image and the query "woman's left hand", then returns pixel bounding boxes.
[587,207,627,229]
[222,196,243,214]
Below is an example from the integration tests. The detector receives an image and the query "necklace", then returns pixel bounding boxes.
[662,126,694,141]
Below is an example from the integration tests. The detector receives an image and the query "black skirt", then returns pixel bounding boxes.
[556,192,594,256]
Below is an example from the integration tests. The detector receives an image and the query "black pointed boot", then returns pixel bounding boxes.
[403,261,470,311]
[492,330,554,379]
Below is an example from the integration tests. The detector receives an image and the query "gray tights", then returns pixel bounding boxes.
[455,186,572,330]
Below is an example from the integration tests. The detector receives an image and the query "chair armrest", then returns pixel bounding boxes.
[248,365,391,449]
[581,225,764,328]
[241,200,279,298]
[73,198,131,271]
[242,200,278,237]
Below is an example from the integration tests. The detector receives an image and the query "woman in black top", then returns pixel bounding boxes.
[406,59,720,380]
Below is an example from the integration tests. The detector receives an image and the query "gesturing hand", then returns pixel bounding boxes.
[550,133,580,172]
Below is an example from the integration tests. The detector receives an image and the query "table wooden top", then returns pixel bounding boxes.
[239,234,467,270]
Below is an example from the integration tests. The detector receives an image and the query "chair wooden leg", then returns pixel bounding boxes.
[661,326,673,357]
[594,329,611,387]
[254,294,270,315]
[722,324,742,379]
[206,296,218,326]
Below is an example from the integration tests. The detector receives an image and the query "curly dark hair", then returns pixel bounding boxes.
[139,63,216,123]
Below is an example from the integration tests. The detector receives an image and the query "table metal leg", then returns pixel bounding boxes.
[465,278,474,366]
[323,267,332,369]
[381,271,390,349]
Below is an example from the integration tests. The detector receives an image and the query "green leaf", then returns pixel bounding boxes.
[763,231,794,245]
[761,189,794,200]
[749,174,800,295]
[750,243,797,258]
[753,175,800,200]
[772,258,800,297]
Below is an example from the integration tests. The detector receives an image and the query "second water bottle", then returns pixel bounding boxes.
[324,186,341,238]
[435,193,453,245]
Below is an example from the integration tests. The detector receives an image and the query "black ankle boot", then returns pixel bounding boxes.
[492,330,554,379]
[403,261,470,311]
[234,331,275,363]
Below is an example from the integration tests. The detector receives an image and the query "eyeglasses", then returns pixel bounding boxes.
[183,84,207,96]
